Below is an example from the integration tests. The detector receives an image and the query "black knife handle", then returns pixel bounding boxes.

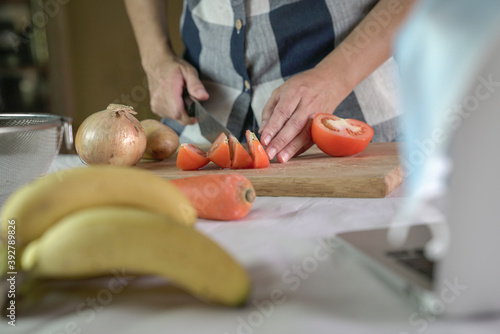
[182,90,196,118]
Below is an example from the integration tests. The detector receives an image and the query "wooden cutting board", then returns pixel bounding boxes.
[138,142,404,198]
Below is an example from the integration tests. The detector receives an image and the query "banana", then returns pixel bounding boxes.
[1,166,197,248]
[21,206,250,306]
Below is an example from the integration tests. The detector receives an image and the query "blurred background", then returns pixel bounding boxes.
[0,0,184,152]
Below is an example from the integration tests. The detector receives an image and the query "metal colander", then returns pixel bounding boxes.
[0,114,73,206]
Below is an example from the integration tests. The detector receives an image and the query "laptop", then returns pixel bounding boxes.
[334,18,500,318]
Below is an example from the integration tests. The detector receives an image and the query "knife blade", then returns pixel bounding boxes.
[183,93,234,143]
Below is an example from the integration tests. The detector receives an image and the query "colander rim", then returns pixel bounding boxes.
[0,114,71,134]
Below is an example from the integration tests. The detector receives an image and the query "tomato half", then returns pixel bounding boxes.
[176,143,210,170]
[311,113,374,157]
[229,134,254,169]
[245,130,270,169]
[207,132,231,168]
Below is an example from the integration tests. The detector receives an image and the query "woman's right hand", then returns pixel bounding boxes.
[144,56,209,125]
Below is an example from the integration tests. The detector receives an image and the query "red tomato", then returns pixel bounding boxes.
[176,143,210,170]
[207,132,231,168]
[311,113,374,157]
[245,130,270,169]
[229,134,254,169]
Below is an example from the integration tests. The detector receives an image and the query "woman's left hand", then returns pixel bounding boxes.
[259,68,343,163]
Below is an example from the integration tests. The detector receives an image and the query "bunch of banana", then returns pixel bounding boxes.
[0,166,250,306]
[1,166,197,246]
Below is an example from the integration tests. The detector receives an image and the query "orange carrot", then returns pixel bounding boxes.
[171,174,256,221]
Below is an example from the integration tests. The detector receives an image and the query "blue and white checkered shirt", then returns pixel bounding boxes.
[174,0,401,144]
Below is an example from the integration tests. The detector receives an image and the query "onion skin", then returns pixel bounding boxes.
[141,119,179,160]
[75,104,147,166]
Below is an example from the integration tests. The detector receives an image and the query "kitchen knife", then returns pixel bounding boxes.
[183,93,234,143]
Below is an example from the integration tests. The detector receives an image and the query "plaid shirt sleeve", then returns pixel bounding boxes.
[172,0,401,144]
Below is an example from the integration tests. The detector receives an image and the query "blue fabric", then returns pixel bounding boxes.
[269,0,335,77]
[177,0,401,144]
[227,91,252,141]
[229,2,249,82]
[181,7,201,71]
[333,91,365,122]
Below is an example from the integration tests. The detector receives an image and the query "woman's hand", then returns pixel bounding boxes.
[145,56,209,125]
[258,0,417,163]
[124,0,209,124]
[259,68,344,163]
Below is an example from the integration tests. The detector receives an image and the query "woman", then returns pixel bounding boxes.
[125,0,417,162]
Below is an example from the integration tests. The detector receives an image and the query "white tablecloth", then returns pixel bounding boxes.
[2,155,499,334]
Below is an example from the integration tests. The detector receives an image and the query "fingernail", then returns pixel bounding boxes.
[267,147,277,160]
[279,152,290,163]
[196,88,208,98]
[262,135,271,146]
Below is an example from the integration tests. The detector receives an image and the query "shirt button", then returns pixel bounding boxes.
[244,80,251,91]
[235,19,243,32]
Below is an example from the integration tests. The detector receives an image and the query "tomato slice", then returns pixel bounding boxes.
[229,134,254,169]
[207,132,231,168]
[176,143,210,170]
[311,113,374,157]
[245,130,270,169]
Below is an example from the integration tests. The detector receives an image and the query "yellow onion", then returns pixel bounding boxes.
[75,104,147,166]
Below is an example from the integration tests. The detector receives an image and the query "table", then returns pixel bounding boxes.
[2,155,499,334]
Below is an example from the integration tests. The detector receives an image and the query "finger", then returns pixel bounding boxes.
[166,84,189,123]
[182,66,209,101]
[150,94,175,120]
[293,139,314,158]
[264,100,309,160]
[259,91,278,134]
[260,93,301,146]
[276,120,314,163]
[180,110,200,127]
[164,74,198,125]
[147,71,181,119]
[173,99,197,126]
[258,119,268,135]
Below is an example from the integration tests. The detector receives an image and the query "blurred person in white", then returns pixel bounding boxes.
[391,0,500,316]
[395,0,500,202]
[392,0,500,228]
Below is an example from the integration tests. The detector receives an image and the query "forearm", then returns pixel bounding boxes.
[315,0,417,101]
[124,0,174,71]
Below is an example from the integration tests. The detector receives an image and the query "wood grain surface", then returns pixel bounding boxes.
[137,142,404,198]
